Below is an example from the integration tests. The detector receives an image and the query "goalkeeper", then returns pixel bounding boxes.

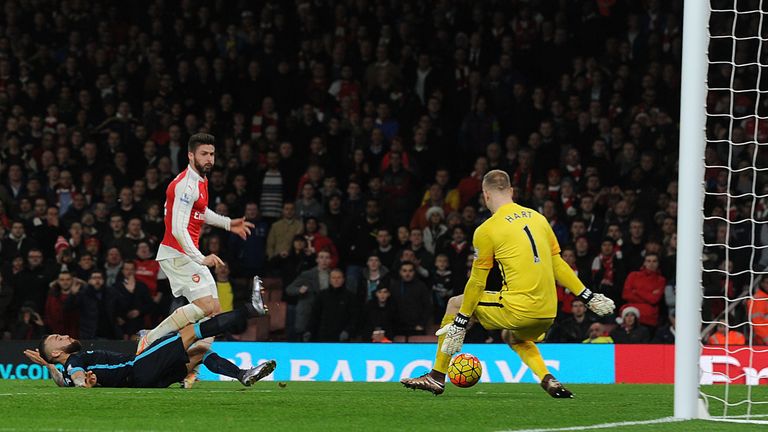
[401,170,615,397]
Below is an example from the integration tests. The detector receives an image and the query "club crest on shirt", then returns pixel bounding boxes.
[192,274,201,283]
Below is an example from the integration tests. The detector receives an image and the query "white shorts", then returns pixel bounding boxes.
[158,256,218,302]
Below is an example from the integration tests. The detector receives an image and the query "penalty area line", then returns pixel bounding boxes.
[498,417,684,432]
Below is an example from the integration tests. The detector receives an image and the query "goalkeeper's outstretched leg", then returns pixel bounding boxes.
[400,295,465,395]
[501,330,573,399]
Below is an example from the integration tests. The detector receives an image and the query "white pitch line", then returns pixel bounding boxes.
[705,418,768,425]
[497,417,684,432]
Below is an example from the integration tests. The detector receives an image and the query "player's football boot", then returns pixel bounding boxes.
[540,374,573,398]
[135,329,150,355]
[181,369,199,389]
[239,360,277,386]
[400,373,445,395]
[250,276,269,316]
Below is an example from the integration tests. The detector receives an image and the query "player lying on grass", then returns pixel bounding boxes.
[25,284,273,388]
[401,170,615,398]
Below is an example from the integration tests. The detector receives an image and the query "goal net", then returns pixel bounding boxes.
[696,0,768,422]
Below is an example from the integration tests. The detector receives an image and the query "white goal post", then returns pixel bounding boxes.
[677,0,768,422]
[675,0,709,420]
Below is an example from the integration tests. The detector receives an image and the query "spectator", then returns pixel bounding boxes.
[747,277,768,345]
[622,253,666,328]
[123,218,149,258]
[114,261,152,339]
[13,248,53,314]
[708,323,747,345]
[11,305,46,340]
[423,206,448,255]
[285,250,333,340]
[44,271,83,337]
[592,237,626,302]
[653,311,676,344]
[441,225,472,278]
[372,228,397,269]
[73,253,97,281]
[395,226,411,250]
[408,229,434,274]
[610,306,650,344]
[582,323,614,344]
[270,235,315,341]
[430,254,458,321]
[306,269,358,342]
[1,221,36,261]
[321,193,345,248]
[229,202,269,278]
[390,261,431,335]
[214,263,236,313]
[410,184,453,230]
[295,183,324,219]
[456,157,488,209]
[359,255,390,302]
[624,218,647,271]
[104,214,132,259]
[74,270,119,340]
[266,202,304,260]
[556,247,580,315]
[256,151,286,223]
[550,299,596,343]
[420,169,460,212]
[303,216,339,268]
[104,247,124,287]
[364,286,398,342]
[134,242,160,300]
[381,152,414,226]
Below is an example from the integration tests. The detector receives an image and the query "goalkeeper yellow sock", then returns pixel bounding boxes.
[510,341,550,380]
[432,314,455,375]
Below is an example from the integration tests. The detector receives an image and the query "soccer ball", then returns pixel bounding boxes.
[448,353,482,388]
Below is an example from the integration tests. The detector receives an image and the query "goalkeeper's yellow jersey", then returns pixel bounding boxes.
[472,202,560,319]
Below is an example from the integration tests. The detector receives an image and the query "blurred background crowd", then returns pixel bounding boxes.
[0,0,763,345]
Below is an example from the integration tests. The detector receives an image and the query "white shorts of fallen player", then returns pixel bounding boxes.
[159,255,218,302]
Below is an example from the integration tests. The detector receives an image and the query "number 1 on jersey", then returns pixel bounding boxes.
[523,225,540,263]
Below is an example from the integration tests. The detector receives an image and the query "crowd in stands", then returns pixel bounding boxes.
[0,0,764,345]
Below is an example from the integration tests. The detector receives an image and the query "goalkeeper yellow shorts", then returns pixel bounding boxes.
[473,291,554,342]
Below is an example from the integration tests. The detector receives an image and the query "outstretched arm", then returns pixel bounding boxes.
[23,349,67,387]
[542,214,614,316]
[552,255,586,296]
[203,208,231,231]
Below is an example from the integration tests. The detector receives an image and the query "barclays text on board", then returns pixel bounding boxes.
[197,343,616,384]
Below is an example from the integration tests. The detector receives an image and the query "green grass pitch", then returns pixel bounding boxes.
[0,380,766,431]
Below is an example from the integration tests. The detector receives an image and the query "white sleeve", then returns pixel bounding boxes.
[204,207,231,231]
[171,179,207,264]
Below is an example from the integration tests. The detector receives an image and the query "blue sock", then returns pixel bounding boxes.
[197,307,249,338]
[203,352,242,379]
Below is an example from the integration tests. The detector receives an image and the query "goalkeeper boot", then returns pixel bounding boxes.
[400,373,445,395]
[250,276,268,317]
[540,374,573,399]
[239,360,277,386]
